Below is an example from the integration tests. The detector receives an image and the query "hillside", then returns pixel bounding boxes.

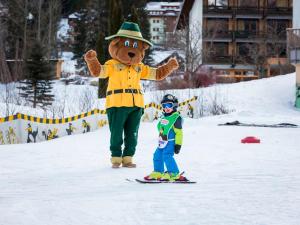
[0,74,300,225]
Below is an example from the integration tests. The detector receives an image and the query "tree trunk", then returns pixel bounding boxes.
[0,32,12,83]
[37,0,43,42]
[22,0,28,60]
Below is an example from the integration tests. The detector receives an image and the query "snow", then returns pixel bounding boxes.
[1,74,300,224]
[151,50,184,65]
[57,19,70,41]
[60,52,76,75]
[68,13,80,19]
[146,2,182,11]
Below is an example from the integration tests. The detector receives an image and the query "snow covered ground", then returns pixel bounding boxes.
[1,74,300,225]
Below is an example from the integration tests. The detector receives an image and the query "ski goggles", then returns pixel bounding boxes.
[162,102,174,109]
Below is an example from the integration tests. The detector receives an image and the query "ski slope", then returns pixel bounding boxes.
[1,74,300,225]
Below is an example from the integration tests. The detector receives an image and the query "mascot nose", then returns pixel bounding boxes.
[128,52,135,58]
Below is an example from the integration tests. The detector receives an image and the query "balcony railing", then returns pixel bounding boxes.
[203,6,233,15]
[234,55,255,64]
[203,30,232,40]
[203,55,233,64]
[203,30,287,42]
[235,7,262,16]
[287,29,300,64]
[266,32,287,41]
[234,30,265,40]
[203,6,292,17]
[265,7,292,16]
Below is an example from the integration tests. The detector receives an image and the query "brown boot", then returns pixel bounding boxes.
[122,156,137,168]
[111,157,122,169]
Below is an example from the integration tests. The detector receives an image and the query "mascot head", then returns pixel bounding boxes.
[105,22,153,65]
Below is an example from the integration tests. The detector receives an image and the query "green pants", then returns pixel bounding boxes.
[106,107,143,157]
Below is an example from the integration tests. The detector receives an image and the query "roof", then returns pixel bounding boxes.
[175,0,195,30]
[151,50,185,66]
[68,13,81,19]
[145,2,182,11]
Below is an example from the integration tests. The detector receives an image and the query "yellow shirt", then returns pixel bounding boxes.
[99,59,157,108]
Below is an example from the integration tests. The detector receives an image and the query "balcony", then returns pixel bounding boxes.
[266,32,287,43]
[287,29,300,64]
[234,55,255,64]
[203,30,232,42]
[203,55,233,64]
[235,7,263,18]
[234,30,265,42]
[203,6,292,19]
[203,6,233,18]
[265,7,292,19]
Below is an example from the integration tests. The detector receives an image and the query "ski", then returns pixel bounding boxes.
[135,179,196,184]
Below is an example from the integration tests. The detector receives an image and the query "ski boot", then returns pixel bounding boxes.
[144,171,163,181]
[160,172,188,182]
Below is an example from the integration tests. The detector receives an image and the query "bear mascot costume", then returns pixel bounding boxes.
[84,22,179,168]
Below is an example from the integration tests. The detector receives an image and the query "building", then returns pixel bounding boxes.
[287,0,300,107]
[146,2,182,46]
[177,0,293,81]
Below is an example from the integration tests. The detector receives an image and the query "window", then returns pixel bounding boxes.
[268,0,289,7]
[238,0,258,7]
[267,19,289,34]
[204,42,229,57]
[208,0,228,6]
[268,0,276,7]
[153,20,156,23]
[238,43,250,56]
[210,43,229,55]
[237,19,258,32]
[277,0,289,7]
[237,43,258,56]
[207,19,228,32]
[267,43,287,57]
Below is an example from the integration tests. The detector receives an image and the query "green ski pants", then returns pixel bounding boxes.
[106,106,143,157]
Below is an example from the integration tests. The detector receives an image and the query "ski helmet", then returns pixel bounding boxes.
[161,94,179,110]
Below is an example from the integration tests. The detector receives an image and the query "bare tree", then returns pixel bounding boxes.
[170,21,203,86]
[78,88,95,113]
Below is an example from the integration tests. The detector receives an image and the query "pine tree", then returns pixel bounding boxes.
[72,10,89,74]
[95,31,108,98]
[108,0,124,35]
[126,0,154,65]
[19,41,55,108]
[128,5,139,23]
[97,0,124,98]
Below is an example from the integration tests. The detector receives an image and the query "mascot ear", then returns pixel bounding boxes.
[110,37,121,46]
[142,42,150,50]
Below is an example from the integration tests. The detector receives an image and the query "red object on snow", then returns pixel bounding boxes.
[241,136,261,144]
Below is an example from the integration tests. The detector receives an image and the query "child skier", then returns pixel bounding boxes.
[144,94,188,182]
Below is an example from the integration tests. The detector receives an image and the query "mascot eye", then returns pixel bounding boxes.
[124,40,130,47]
[133,41,138,48]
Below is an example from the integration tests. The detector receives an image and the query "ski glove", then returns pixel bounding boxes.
[174,144,181,154]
